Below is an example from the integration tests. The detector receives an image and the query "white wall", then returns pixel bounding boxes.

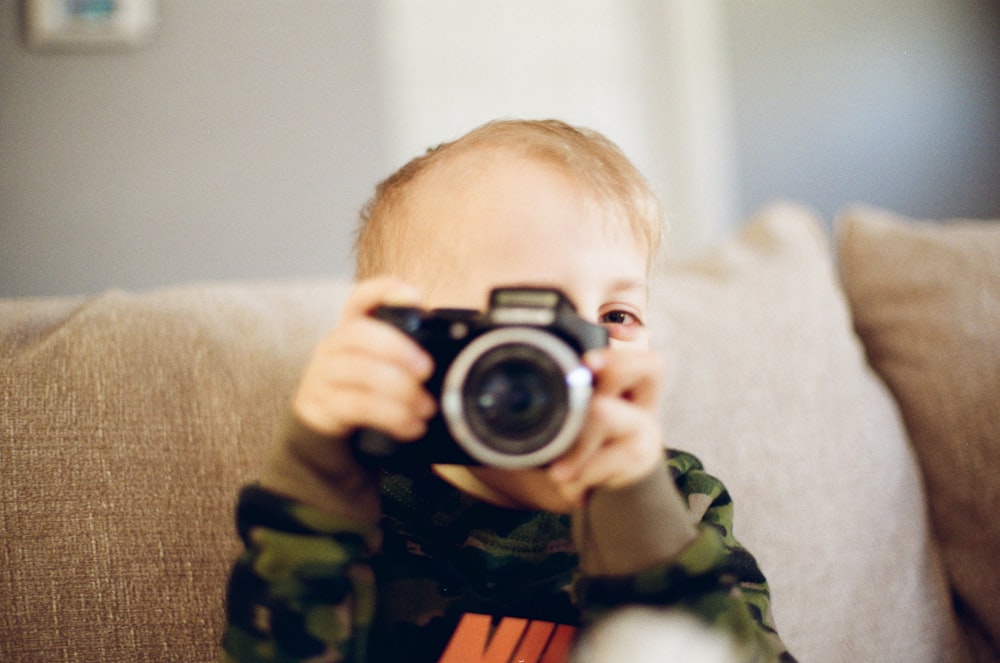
[1,1,386,297]
[2,0,998,298]
[725,0,1000,221]
[377,0,739,260]
[1,1,738,297]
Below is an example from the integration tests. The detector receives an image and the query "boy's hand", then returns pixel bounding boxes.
[261,277,436,518]
[545,347,665,507]
[292,277,436,442]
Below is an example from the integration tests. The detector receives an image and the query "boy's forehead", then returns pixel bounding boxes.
[402,147,634,241]
[402,148,548,224]
[386,149,649,294]
[371,142,656,293]
[418,143,532,188]
[407,145,602,230]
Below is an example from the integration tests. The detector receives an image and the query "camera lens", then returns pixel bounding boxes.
[473,360,551,433]
[441,327,593,468]
[463,347,567,454]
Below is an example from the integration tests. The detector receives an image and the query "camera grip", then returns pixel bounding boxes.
[351,428,400,463]
[372,305,423,333]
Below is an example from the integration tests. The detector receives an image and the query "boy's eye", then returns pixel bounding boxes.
[598,309,644,341]
[601,310,638,326]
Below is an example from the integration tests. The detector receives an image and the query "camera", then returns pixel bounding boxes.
[352,287,608,469]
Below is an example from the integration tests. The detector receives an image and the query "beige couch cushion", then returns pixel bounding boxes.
[650,203,965,662]
[837,206,1000,658]
[1,281,350,662]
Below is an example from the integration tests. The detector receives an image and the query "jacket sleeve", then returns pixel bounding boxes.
[572,450,794,662]
[221,485,381,663]
[222,412,384,662]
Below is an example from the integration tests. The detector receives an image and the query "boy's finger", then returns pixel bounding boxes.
[295,361,434,440]
[323,317,433,379]
[321,353,437,420]
[295,386,430,445]
[567,436,661,497]
[548,397,660,490]
[329,389,431,441]
[585,349,663,408]
[547,396,620,482]
[295,342,435,436]
[340,276,423,321]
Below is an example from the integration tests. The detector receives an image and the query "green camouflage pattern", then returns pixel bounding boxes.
[223,450,793,662]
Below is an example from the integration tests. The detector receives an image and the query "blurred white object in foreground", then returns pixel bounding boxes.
[573,607,743,663]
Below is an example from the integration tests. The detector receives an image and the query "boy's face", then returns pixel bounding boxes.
[395,147,650,347]
[393,147,651,511]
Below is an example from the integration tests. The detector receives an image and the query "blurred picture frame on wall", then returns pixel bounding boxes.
[22,0,158,51]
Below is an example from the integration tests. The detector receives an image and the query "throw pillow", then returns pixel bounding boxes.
[837,206,1000,658]
[649,202,966,662]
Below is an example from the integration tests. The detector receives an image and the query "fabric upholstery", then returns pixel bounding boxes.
[1,281,350,662]
[649,203,965,662]
[837,206,1000,659]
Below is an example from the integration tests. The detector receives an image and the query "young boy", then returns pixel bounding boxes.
[223,120,794,662]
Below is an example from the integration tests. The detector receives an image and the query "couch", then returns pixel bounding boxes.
[2,203,998,662]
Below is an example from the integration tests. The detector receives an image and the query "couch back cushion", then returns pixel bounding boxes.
[650,204,965,662]
[1,281,350,661]
[837,207,1000,659]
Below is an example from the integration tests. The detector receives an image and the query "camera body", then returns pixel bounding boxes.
[352,287,608,469]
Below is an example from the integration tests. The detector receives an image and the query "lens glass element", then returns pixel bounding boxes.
[462,345,567,455]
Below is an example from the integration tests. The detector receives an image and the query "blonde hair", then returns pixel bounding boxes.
[354,119,663,279]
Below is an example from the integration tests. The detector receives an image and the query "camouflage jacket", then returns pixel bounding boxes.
[223,450,793,662]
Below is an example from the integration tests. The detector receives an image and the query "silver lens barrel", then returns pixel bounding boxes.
[441,327,593,468]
